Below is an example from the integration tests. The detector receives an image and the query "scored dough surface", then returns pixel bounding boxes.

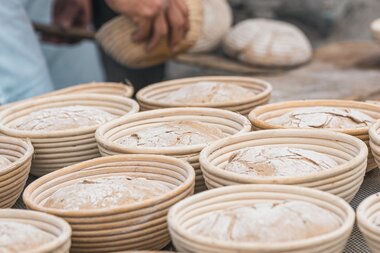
[190,200,340,243]
[10,105,117,132]
[225,146,338,177]
[117,120,225,148]
[268,106,374,129]
[42,176,172,210]
[0,221,54,252]
[159,82,255,104]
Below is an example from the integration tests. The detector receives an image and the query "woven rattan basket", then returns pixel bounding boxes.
[0,209,71,252]
[96,0,203,68]
[168,184,355,253]
[136,76,272,115]
[23,154,195,253]
[0,94,139,176]
[0,136,33,208]
[95,107,251,192]
[249,100,380,171]
[357,193,380,253]
[200,129,368,202]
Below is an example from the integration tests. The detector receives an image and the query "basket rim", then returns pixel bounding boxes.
[95,107,252,155]
[136,76,272,108]
[0,93,140,138]
[168,184,355,250]
[54,82,134,97]
[199,129,368,183]
[0,208,71,252]
[248,99,380,135]
[357,192,380,233]
[23,154,195,217]
[369,119,380,144]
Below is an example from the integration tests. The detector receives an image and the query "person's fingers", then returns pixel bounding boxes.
[75,0,92,28]
[147,11,168,51]
[173,0,190,34]
[55,1,81,28]
[132,18,153,42]
[166,0,187,49]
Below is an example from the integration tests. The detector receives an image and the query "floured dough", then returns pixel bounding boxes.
[223,19,312,67]
[225,147,337,177]
[42,176,171,210]
[268,106,374,129]
[0,156,11,170]
[159,82,255,104]
[10,106,117,132]
[190,0,232,53]
[0,221,54,252]
[190,201,340,243]
[117,120,225,148]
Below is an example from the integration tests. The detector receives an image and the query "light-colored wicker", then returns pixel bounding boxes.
[249,100,380,171]
[23,154,195,253]
[369,120,380,170]
[95,107,252,192]
[200,129,368,202]
[0,209,71,253]
[357,193,380,253]
[0,82,134,112]
[168,184,355,253]
[136,76,272,115]
[95,0,203,68]
[0,94,139,176]
[0,136,33,208]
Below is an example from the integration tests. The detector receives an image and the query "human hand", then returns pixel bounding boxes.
[106,0,189,52]
[44,0,92,44]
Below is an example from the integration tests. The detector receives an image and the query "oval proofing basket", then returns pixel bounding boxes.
[95,107,252,192]
[23,154,195,253]
[0,94,139,176]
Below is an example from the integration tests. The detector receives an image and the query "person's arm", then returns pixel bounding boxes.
[0,0,53,104]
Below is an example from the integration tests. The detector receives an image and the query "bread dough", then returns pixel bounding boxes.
[0,221,54,252]
[159,82,255,104]
[10,106,117,132]
[225,147,337,177]
[117,120,225,148]
[189,0,232,53]
[223,19,312,67]
[268,106,374,129]
[0,156,11,170]
[190,201,340,243]
[42,176,172,210]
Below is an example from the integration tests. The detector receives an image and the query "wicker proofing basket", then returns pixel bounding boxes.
[168,184,355,253]
[0,82,134,113]
[200,129,368,202]
[249,100,380,172]
[136,76,272,115]
[0,209,71,253]
[23,154,195,253]
[0,94,139,177]
[95,0,203,68]
[357,193,380,253]
[95,107,252,192]
[369,120,380,170]
[0,136,33,208]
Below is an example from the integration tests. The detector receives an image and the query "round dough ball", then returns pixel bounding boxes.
[223,19,312,67]
[190,0,233,53]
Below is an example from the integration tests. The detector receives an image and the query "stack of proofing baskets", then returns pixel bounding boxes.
[248,100,380,171]
[23,154,195,252]
[0,93,139,176]
[95,107,252,192]
[136,76,272,115]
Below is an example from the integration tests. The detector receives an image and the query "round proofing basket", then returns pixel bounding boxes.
[249,100,380,172]
[136,76,272,115]
[23,154,195,253]
[0,94,139,177]
[168,184,355,253]
[357,193,380,253]
[0,209,71,253]
[199,129,368,202]
[369,120,380,169]
[95,0,203,68]
[0,136,33,208]
[95,107,252,192]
